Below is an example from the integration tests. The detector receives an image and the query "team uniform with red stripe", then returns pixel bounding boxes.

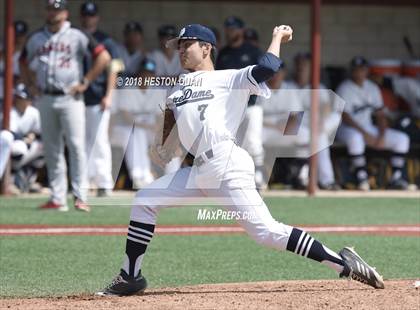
[20,21,105,207]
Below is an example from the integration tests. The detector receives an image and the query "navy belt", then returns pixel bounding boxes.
[194,149,214,167]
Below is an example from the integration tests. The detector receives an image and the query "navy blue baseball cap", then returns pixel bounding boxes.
[224,16,245,29]
[14,83,31,100]
[81,1,98,16]
[166,24,216,49]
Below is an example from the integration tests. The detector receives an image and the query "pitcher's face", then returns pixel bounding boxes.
[178,40,207,71]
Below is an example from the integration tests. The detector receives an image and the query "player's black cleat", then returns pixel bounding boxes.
[97,269,147,296]
[339,247,384,289]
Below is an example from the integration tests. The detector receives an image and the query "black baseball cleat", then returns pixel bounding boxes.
[339,247,384,289]
[96,269,147,296]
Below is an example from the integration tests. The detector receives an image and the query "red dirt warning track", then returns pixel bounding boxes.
[0,224,418,236]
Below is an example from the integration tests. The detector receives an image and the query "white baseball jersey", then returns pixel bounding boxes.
[166,66,270,156]
[336,79,383,128]
[10,106,41,137]
[112,88,166,125]
[259,81,302,126]
[147,49,183,77]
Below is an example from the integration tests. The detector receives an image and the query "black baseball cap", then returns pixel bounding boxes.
[46,0,67,10]
[138,58,157,73]
[244,28,258,42]
[224,16,245,29]
[158,25,177,38]
[14,83,31,100]
[350,56,369,68]
[14,20,28,36]
[81,1,98,16]
[166,24,216,49]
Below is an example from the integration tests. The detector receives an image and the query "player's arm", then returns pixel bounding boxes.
[99,67,118,110]
[19,63,38,97]
[371,84,388,148]
[101,39,123,110]
[250,25,293,83]
[373,108,387,147]
[374,108,387,134]
[342,112,378,146]
[70,32,111,95]
[342,112,367,134]
[19,46,39,97]
[371,85,387,147]
[83,49,111,88]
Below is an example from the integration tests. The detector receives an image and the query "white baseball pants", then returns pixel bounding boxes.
[337,124,410,155]
[130,140,293,251]
[0,130,13,178]
[85,104,113,189]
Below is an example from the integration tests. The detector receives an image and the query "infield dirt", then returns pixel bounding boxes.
[1,280,418,310]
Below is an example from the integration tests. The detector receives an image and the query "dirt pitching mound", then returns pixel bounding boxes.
[1,280,418,310]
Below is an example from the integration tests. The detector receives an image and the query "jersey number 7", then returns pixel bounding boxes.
[198,104,208,121]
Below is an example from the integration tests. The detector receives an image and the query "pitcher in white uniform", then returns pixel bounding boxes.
[98,24,384,296]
